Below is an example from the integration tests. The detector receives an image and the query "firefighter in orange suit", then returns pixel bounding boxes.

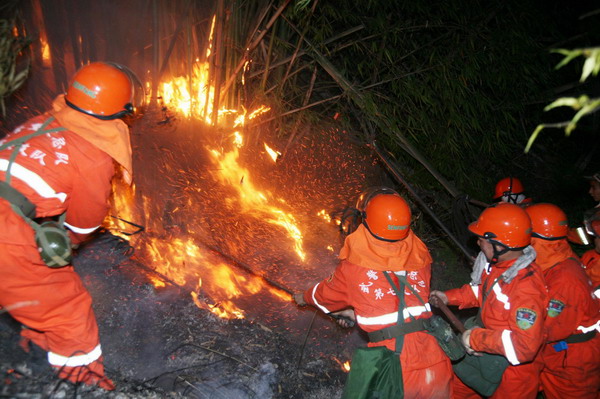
[431,203,548,399]
[293,188,453,398]
[524,203,600,398]
[493,176,532,206]
[0,62,141,389]
[580,219,600,298]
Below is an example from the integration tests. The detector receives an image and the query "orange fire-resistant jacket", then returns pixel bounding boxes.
[302,225,452,398]
[581,249,600,298]
[445,257,548,399]
[532,238,600,399]
[0,101,127,388]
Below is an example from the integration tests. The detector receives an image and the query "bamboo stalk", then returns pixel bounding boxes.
[255,93,343,125]
[151,0,159,105]
[157,1,192,87]
[186,6,193,114]
[281,13,465,199]
[281,64,317,158]
[220,0,292,99]
[371,141,473,259]
[279,0,319,92]
[211,0,224,127]
[260,18,277,91]
[248,24,364,79]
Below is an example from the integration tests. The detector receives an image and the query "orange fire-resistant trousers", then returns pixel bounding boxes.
[0,241,113,389]
[539,335,600,399]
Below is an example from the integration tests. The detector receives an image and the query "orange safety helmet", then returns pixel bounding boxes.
[65,62,138,120]
[469,202,532,249]
[493,177,525,202]
[525,203,568,240]
[361,188,411,241]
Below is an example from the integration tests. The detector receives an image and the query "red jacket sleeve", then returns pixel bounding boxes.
[470,280,546,364]
[445,283,480,309]
[303,263,350,313]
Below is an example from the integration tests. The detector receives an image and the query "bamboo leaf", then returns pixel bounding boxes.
[543,95,588,111]
[580,51,597,82]
[565,98,600,135]
[525,124,545,153]
[554,49,582,70]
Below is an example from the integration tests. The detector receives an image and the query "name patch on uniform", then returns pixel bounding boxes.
[516,308,537,330]
[547,299,565,318]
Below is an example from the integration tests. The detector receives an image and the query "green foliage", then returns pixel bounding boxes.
[0,19,30,118]
[288,1,556,198]
[526,47,600,153]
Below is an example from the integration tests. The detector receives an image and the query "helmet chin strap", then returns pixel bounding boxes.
[486,240,511,270]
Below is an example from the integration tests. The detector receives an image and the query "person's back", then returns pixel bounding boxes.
[581,219,600,298]
[0,62,141,389]
[431,202,548,399]
[294,188,452,398]
[526,203,600,399]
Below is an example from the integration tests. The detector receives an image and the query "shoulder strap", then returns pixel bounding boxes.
[1,117,66,184]
[1,116,67,225]
[475,276,503,327]
[383,271,406,354]
[482,276,502,304]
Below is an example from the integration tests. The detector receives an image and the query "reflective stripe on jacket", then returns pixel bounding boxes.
[303,259,448,372]
[445,259,548,365]
[0,114,114,245]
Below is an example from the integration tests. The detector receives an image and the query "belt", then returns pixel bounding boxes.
[564,330,597,344]
[0,180,36,218]
[368,318,428,343]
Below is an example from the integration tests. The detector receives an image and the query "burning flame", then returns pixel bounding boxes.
[40,36,51,66]
[264,143,281,162]
[107,27,302,320]
[209,145,306,261]
[206,15,216,58]
[333,357,351,372]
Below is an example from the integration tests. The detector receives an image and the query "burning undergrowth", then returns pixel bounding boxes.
[0,98,382,397]
[110,97,380,323]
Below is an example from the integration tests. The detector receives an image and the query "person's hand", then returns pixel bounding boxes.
[429,290,448,307]
[461,328,483,356]
[293,292,307,306]
[330,308,356,328]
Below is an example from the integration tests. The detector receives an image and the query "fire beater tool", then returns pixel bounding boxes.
[110,215,145,236]
[430,296,466,334]
[114,228,355,327]
[201,242,356,327]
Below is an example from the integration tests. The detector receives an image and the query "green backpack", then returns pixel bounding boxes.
[451,278,510,397]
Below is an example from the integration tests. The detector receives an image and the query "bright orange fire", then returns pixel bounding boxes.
[104,23,306,320]
[264,143,281,162]
[333,357,351,372]
[208,145,306,261]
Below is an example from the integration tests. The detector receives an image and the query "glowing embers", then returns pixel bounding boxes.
[208,145,306,262]
[332,357,351,372]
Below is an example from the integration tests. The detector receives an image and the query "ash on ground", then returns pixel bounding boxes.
[0,232,362,398]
